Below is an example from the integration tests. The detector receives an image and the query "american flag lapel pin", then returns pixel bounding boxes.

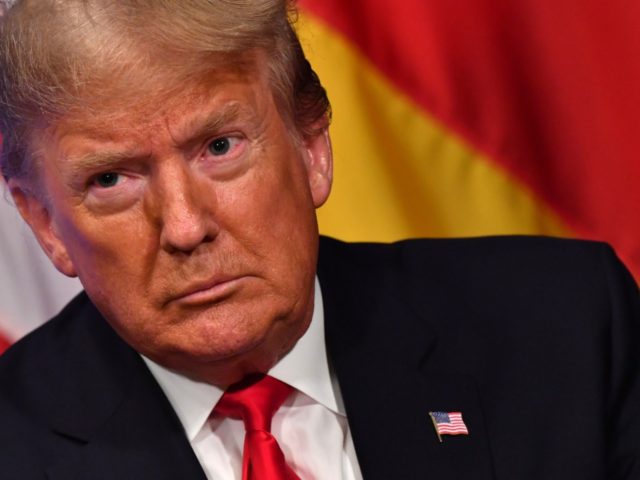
[429,411,469,443]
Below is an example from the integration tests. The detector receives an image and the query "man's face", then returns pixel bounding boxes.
[13,57,332,385]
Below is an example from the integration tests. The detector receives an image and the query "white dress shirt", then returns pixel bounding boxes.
[143,279,363,480]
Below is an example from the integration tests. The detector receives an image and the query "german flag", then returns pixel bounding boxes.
[298,0,640,281]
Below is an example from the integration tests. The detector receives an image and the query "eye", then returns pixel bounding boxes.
[200,134,246,174]
[94,172,121,188]
[208,137,232,156]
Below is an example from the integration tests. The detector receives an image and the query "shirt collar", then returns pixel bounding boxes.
[142,277,344,442]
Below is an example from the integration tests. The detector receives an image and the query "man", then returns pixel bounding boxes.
[0,1,639,479]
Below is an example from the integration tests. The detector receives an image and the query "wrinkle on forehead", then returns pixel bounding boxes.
[58,66,257,134]
[47,50,271,135]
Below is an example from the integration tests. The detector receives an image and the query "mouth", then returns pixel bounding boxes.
[170,275,251,307]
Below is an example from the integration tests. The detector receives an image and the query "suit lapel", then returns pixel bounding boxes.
[318,237,496,479]
[41,295,207,480]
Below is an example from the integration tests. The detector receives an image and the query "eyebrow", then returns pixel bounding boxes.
[174,102,244,146]
[65,150,148,178]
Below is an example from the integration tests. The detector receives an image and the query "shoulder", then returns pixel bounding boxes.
[0,293,95,469]
[319,234,638,347]
[320,232,618,263]
[0,291,132,428]
[319,234,629,288]
[0,291,95,381]
[1,292,88,370]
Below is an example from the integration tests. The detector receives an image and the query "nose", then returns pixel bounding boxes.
[152,162,219,254]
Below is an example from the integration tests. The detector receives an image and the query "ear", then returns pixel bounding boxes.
[8,180,78,277]
[302,127,333,208]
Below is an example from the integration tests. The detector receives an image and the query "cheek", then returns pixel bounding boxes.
[220,155,316,243]
[233,161,318,290]
[56,208,156,288]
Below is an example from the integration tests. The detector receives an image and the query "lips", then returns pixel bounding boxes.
[170,275,249,306]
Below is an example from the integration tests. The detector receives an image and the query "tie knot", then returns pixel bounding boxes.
[215,375,293,432]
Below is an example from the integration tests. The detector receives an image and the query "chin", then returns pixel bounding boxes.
[146,333,283,386]
[132,292,310,383]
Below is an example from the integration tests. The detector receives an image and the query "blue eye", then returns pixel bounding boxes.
[208,137,231,156]
[95,172,120,188]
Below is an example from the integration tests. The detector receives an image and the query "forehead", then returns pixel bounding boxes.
[36,60,280,163]
[61,64,265,133]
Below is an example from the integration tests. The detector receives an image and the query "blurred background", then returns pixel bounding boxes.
[1,0,639,352]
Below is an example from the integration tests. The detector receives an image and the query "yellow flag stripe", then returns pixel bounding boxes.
[298,13,570,242]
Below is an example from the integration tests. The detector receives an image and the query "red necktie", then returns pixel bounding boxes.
[214,375,300,480]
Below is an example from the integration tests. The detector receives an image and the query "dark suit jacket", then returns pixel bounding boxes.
[1,236,639,479]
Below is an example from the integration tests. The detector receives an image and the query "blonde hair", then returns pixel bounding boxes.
[0,0,330,180]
